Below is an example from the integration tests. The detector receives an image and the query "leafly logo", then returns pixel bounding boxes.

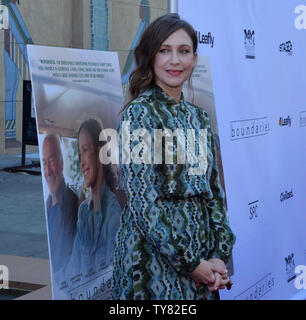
[230,117,270,141]
[195,31,214,48]
[279,116,292,127]
[279,41,293,56]
[285,253,296,283]
[0,5,9,30]
[299,111,306,127]
[244,29,255,59]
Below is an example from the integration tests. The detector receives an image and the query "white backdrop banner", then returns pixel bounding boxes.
[178,0,306,300]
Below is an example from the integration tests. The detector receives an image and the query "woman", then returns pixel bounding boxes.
[112,13,236,300]
[75,119,122,273]
[55,119,122,298]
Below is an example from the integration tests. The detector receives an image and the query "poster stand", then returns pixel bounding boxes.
[3,80,40,176]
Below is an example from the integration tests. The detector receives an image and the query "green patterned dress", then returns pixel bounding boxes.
[112,85,235,300]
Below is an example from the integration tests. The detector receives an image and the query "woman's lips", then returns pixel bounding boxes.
[167,70,183,77]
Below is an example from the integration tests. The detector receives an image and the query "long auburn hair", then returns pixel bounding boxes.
[77,118,115,192]
[121,13,198,112]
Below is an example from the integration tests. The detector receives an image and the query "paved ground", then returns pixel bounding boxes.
[0,153,49,259]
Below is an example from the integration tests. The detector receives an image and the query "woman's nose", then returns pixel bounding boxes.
[170,51,179,64]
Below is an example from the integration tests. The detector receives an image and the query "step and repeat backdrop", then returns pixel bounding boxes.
[178,0,306,300]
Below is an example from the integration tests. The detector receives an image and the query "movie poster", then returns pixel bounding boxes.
[27,45,125,300]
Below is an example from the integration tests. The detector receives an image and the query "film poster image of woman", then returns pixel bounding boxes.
[28,46,125,300]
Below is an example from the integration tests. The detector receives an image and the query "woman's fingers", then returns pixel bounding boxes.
[191,260,233,291]
[205,272,231,291]
[208,258,228,275]
[213,272,221,290]
[189,260,216,285]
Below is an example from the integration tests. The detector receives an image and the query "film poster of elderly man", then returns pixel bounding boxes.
[28,45,125,300]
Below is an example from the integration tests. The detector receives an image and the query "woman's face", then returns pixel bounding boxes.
[153,28,197,98]
[78,128,99,189]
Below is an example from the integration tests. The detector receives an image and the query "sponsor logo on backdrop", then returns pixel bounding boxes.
[234,273,275,300]
[279,116,292,127]
[0,265,9,289]
[295,265,306,289]
[299,111,306,127]
[280,189,294,202]
[0,5,9,30]
[279,41,293,56]
[295,5,306,29]
[244,29,255,59]
[230,117,270,141]
[248,200,259,220]
[195,31,214,48]
[285,253,296,283]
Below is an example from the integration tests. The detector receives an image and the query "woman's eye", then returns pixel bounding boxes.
[159,48,168,53]
[79,147,88,158]
[180,49,190,54]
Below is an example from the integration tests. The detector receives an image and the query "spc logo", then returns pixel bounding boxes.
[295,5,306,29]
[0,5,9,30]
[0,265,9,289]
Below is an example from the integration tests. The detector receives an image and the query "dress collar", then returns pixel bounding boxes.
[153,85,185,107]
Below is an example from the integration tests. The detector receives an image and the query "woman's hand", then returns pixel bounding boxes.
[207,258,231,291]
[190,258,230,291]
[189,259,228,290]
[208,258,227,274]
[206,271,231,291]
